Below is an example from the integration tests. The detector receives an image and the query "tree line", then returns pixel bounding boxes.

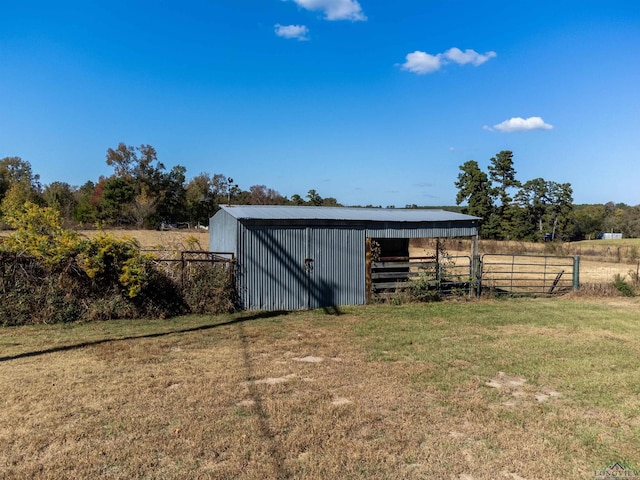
[454,150,640,240]
[0,143,339,229]
[1,145,638,239]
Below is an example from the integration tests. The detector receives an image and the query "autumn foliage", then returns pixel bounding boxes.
[0,203,235,325]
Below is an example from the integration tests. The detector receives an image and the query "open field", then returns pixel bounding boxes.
[410,238,640,286]
[1,298,639,479]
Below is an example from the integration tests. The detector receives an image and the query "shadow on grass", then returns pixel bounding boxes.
[237,320,290,479]
[0,310,291,363]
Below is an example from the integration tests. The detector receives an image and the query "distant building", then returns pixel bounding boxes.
[597,232,623,240]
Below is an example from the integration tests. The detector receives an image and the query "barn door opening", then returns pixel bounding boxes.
[366,238,410,300]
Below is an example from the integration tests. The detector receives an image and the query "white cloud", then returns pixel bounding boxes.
[443,47,496,66]
[275,24,309,40]
[400,47,496,75]
[291,0,366,21]
[401,51,443,74]
[487,116,554,133]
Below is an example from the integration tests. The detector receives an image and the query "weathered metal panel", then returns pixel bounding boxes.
[209,209,239,255]
[237,226,308,311]
[237,224,367,310]
[308,227,366,308]
[365,222,478,238]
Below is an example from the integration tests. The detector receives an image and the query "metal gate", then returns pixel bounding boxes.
[480,254,579,295]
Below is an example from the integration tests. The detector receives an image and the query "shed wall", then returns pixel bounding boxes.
[237,224,366,310]
[209,209,239,255]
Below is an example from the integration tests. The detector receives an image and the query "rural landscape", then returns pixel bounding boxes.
[1,183,640,477]
[2,1,640,478]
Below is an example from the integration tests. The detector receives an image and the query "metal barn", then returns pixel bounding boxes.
[209,205,479,311]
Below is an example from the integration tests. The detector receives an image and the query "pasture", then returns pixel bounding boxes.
[1,298,639,479]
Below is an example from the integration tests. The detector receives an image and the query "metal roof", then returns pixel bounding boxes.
[220,205,478,223]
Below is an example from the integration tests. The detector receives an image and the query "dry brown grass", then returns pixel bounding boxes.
[1,299,639,479]
[0,313,439,479]
[76,228,210,252]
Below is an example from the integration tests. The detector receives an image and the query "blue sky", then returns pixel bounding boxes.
[1,0,639,207]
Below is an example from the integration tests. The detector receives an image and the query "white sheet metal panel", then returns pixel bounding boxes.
[209,208,240,255]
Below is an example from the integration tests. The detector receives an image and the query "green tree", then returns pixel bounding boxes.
[306,189,323,206]
[105,143,163,181]
[513,178,548,240]
[185,173,229,225]
[488,151,519,207]
[0,157,40,202]
[72,181,99,224]
[97,176,137,225]
[103,143,189,226]
[43,182,77,222]
[544,182,574,240]
[454,160,494,228]
[290,194,305,206]
[487,151,520,239]
[155,165,187,225]
[570,204,605,240]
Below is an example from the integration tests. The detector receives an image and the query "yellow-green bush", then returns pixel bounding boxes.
[79,232,152,299]
[1,202,83,268]
[0,202,235,324]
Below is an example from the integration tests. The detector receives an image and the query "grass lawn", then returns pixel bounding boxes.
[1,298,639,479]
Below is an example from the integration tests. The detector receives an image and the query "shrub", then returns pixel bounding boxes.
[79,233,152,299]
[613,274,636,297]
[173,261,237,314]
[0,203,239,324]
[410,277,441,302]
[1,202,83,268]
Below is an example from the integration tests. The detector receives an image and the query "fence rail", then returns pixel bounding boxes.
[147,251,235,287]
[371,255,473,295]
[480,254,579,295]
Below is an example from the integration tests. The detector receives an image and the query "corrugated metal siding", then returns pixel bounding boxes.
[236,219,477,239]
[308,227,366,309]
[365,223,478,238]
[238,226,308,310]
[209,209,238,255]
[237,225,366,310]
